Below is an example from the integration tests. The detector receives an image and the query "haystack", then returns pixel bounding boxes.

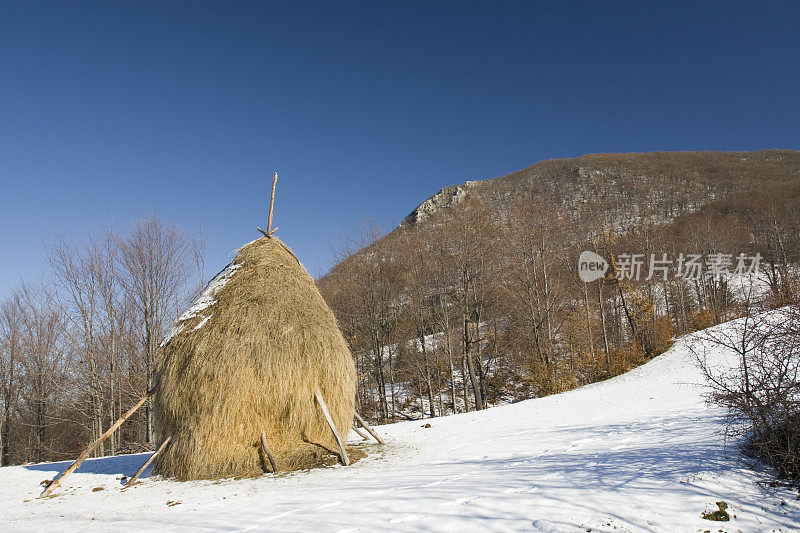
[152,236,357,481]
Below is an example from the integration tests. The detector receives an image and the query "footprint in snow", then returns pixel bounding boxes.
[389,514,423,524]
[440,497,471,506]
[503,486,538,494]
[316,500,343,509]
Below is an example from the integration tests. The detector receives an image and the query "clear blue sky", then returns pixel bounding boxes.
[2,1,799,295]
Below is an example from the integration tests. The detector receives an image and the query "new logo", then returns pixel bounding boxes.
[578,251,608,283]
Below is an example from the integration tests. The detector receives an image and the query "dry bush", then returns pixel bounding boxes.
[695,305,800,481]
[690,308,716,332]
[644,315,675,356]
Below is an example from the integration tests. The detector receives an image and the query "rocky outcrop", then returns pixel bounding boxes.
[400,181,478,227]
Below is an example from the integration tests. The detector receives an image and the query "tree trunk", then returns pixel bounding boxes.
[440,298,458,414]
[373,334,389,422]
[461,350,470,412]
[583,282,594,359]
[0,415,6,466]
[418,330,436,418]
[388,345,396,421]
[598,281,610,367]
[463,316,484,410]
[2,389,12,466]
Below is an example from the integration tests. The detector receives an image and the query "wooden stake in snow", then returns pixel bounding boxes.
[354,411,385,445]
[124,436,171,487]
[352,425,369,441]
[41,383,159,497]
[258,172,279,238]
[260,429,278,473]
[314,389,350,466]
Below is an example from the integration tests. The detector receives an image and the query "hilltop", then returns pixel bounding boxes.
[403,149,800,229]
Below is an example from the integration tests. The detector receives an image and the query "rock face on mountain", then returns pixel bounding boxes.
[396,150,800,232]
[400,181,478,227]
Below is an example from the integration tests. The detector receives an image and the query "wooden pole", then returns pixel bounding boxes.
[314,389,349,466]
[351,425,369,441]
[260,429,278,473]
[41,383,159,497]
[267,172,278,236]
[124,436,171,487]
[354,411,385,444]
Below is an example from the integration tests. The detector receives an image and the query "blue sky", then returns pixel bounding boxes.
[1,0,799,294]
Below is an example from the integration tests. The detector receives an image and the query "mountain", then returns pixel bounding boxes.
[316,149,800,424]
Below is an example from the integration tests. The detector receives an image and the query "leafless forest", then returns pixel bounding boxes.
[2,150,800,466]
[0,215,205,465]
[317,151,800,422]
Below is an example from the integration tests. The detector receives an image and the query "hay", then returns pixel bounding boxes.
[153,237,357,480]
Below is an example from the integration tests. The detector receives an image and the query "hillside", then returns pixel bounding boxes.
[317,150,800,425]
[1,315,798,531]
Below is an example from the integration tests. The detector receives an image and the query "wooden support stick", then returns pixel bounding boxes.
[260,429,278,473]
[41,383,159,497]
[314,389,350,466]
[257,227,278,237]
[267,172,278,236]
[354,411,385,444]
[124,436,171,487]
[351,425,369,441]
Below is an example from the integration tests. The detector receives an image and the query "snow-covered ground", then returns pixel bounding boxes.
[2,317,799,532]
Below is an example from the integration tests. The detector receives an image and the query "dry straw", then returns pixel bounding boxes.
[153,236,357,480]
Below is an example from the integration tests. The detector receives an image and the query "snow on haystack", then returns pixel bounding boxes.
[192,314,212,331]
[180,263,242,321]
[161,262,242,345]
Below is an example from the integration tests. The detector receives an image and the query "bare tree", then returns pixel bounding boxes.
[93,228,122,454]
[0,291,22,465]
[442,200,498,410]
[423,224,460,414]
[400,227,438,418]
[16,283,67,463]
[48,235,108,455]
[498,198,569,395]
[117,214,191,443]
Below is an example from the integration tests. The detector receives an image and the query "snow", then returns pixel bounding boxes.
[161,262,241,345]
[192,314,212,331]
[3,315,800,531]
[178,263,241,321]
